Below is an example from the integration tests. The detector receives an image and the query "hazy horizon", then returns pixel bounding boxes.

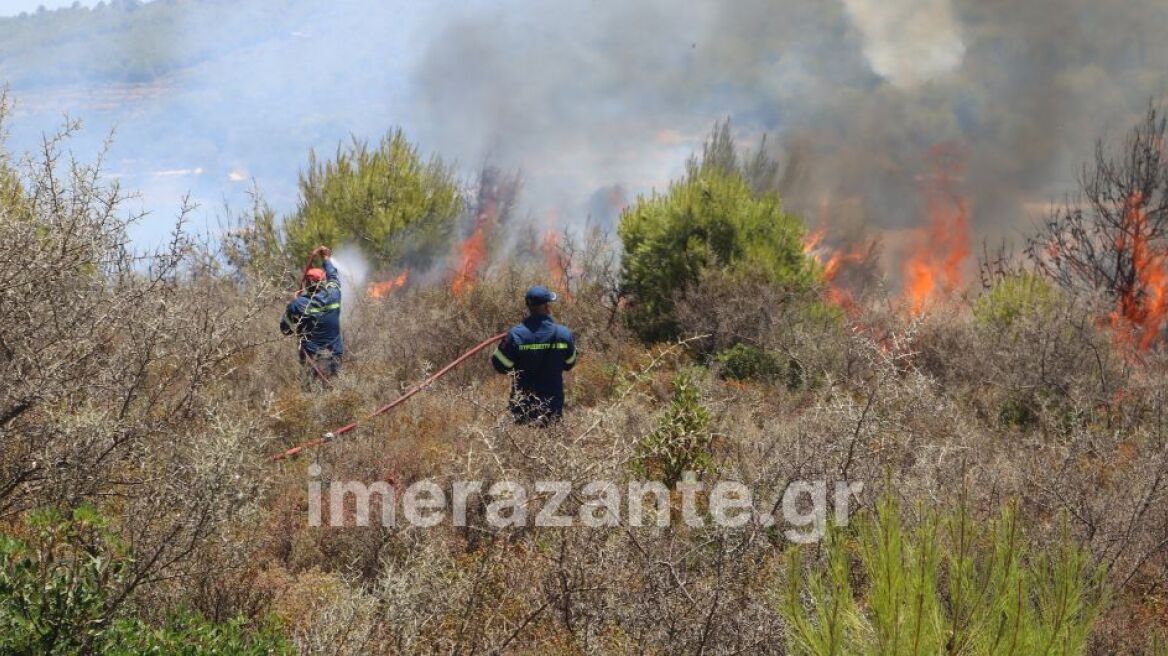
[0,0,114,17]
[2,0,1166,254]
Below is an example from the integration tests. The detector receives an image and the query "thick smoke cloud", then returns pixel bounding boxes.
[3,0,1167,252]
[414,0,1168,243]
[842,0,965,90]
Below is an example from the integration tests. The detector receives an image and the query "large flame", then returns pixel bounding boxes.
[541,231,570,295]
[803,228,826,255]
[367,270,409,299]
[803,229,868,314]
[451,199,497,297]
[1110,192,1168,350]
[904,150,970,315]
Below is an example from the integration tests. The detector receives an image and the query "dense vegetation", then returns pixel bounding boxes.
[619,123,814,342]
[2,92,1168,654]
[283,131,463,272]
[781,494,1107,655]
[0,507,291,653]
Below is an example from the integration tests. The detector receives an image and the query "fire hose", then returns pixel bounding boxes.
[270,331,507,462]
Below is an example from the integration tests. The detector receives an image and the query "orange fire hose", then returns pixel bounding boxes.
[270,331,508,461]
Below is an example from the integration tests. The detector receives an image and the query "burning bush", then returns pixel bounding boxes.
[7,95,1168,653]
[1029,104,1168,351]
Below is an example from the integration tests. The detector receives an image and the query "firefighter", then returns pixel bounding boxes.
[280,245,344,378]
[491,285,578,424]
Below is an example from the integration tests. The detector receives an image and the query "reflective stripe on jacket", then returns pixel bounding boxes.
[279,259,344,356]
[491,314,577,420]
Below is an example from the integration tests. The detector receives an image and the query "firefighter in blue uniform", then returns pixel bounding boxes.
[280,245,344,378]
[491,286,577,424]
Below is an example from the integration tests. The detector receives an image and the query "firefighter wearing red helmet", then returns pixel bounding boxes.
[280,245,344,378]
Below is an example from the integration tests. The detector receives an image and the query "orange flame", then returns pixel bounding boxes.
[803,229,869,314]
[367,270,410,299]
[904,148,970,315]
[803,228,826,255]
[451,199,497,297]
[541,231,570,295]
[1110,192,1168,351]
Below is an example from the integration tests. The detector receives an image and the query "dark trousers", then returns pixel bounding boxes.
[300,348,342,380]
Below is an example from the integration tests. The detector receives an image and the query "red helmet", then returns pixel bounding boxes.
[305,268,326,283]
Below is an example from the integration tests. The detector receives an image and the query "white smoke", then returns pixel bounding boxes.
[842,0,966,89]
[329,243,369,322]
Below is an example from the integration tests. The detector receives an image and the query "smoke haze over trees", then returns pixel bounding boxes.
[0,0,1165,254]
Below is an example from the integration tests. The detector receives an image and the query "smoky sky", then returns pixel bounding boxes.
[3,0,1167,247]
[414,0,1168,241]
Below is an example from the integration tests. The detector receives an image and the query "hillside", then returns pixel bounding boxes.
[2,98,1168,651]
[3,1,1168,653]
[0,0,318,88]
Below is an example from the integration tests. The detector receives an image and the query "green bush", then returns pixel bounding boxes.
[0,506,292,655]
[104,611,293,656]
[714,343,782,383]
[0,506,127,654]
[780,493,1107,655]
[972,274,1079,431]
[997,392,1041,429]
[618,126,814,342]
[974,273,1057,329]
[283,129,463,272]
[634,370,714,486]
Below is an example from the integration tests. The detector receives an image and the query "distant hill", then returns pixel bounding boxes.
[0,0,425,245]
[0,0,320,88]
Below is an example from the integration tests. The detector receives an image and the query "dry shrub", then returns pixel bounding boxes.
[271,567,379,655]
[0,108,282,631]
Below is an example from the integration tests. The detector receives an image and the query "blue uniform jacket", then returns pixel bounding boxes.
[491,314,577,421]
[280,259,344,356]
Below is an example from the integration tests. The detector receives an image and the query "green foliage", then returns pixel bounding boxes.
[974,273,1057,329]
[973,274,1071,429]
[104,611,293,655]
[780,493,1108,656]
[0,506,291,655]
[634,370,713,486]
[714,343,782,383]
[997,392,1040,429]
[283,129,463,272]
[618,122,815,342]
[0,95,26,221]
[781,529,864,655]
[0,505,127,654]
